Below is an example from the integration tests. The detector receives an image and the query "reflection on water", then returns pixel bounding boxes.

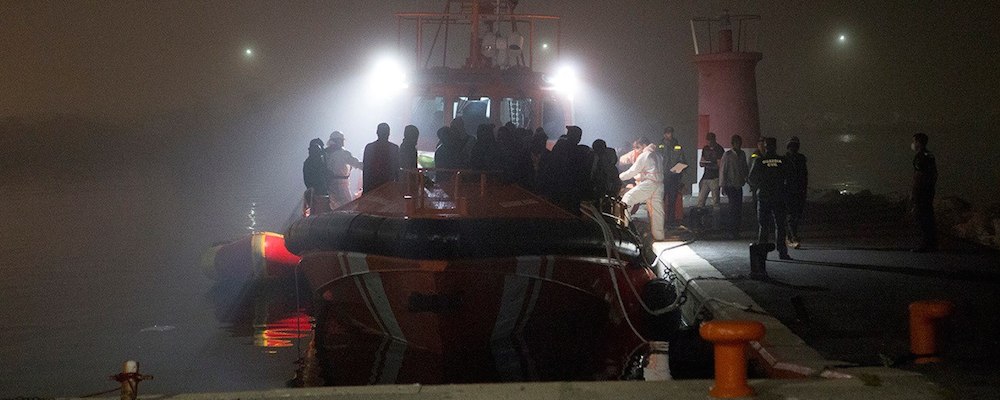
[207,270,315,353]
[255,313,312,348]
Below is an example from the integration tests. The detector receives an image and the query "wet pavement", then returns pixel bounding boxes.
[675,219,1000,399]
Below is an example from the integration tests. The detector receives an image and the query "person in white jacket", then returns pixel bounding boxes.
[618,139,665,240]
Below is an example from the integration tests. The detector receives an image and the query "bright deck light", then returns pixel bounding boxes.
[548,65,581,98]
[368,56,410,96]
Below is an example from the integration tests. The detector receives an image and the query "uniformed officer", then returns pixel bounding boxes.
[747,137,791,260]
[911,132,937,252]
[658,127,688,227]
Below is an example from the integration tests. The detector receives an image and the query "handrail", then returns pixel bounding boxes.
[400,168,502,217]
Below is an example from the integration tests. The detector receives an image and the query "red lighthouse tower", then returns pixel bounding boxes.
[691,12,762,182]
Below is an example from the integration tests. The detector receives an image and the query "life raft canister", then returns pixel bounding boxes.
[201,232,301,280]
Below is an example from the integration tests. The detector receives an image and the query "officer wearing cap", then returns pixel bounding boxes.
[748,137,791,260]
[658,127,688,227]
[784,136,808,248]
[325,131,363,209]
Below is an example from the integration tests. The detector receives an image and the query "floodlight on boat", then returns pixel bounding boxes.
[368,55,411,96]
[547,64,581,98]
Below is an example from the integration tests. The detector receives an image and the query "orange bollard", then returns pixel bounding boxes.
[700,320,766,398]
[909,300,954,364]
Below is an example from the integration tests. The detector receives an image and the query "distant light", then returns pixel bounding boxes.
[244,48,254,58]
[541,43,549,50]
[839,134,855,143]
[838,34,847,43]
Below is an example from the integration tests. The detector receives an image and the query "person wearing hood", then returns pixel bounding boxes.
[619,137,665,241]
[325,131,362,209]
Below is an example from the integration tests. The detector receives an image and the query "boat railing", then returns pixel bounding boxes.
[400,168,501,217]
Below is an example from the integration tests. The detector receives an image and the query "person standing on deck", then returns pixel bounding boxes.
[325,131,362,209]
[362,123,400,194]
[538,126,593,214]
[303,138,329,214]
[399,125,420,171]
[590,139,622,205]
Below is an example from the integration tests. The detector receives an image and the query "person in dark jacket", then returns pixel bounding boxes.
[784,136,808,248]
[659,127,688,227]
[303,138,329,215]
[696,131,725,209]
[399,125,419,171]
[590,139,622,205]
[524,130,550,191]
[720,134,748,239]
[362,123,400,194]
[747,137,791,260]
[469,124,499,171]
[539,125,593,214]
[911,132,938,252]
[303,138,327,194]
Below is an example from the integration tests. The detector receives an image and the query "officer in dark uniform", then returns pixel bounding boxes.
[747,137,791,260]
[659,127,688,227]
[911,132,937,252]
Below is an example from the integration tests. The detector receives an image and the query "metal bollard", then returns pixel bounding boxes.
[700,320,766,398]
[111,360,152,400]
[748,243,774,280]
[909,300,954,364]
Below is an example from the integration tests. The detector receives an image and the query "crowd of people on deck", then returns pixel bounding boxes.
[303,119,937,253]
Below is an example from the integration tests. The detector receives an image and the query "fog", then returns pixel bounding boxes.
[1,1,999,395]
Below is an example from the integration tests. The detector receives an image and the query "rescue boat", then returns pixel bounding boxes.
[285,170,681,385]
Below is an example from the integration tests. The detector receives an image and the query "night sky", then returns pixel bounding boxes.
[3,0,999,201]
